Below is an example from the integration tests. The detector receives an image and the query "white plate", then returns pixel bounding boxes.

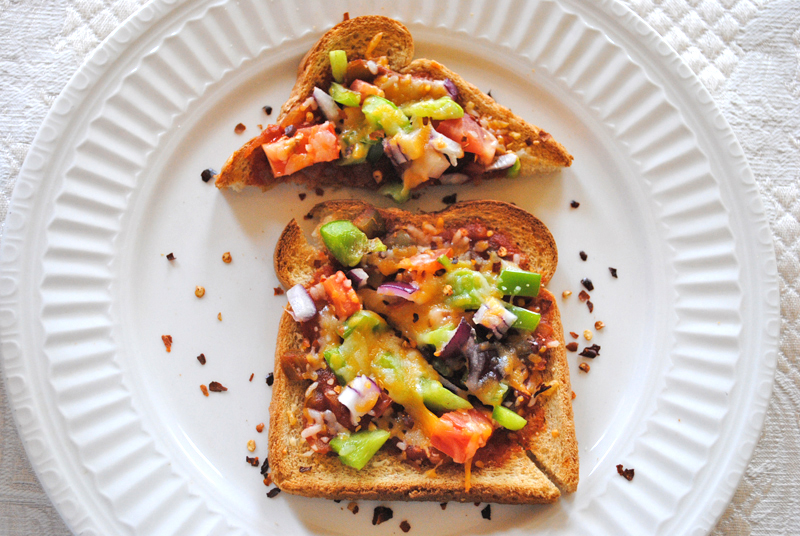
[0,0,779,535]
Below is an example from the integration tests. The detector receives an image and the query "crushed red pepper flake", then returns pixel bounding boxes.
[579,344,601,358]
[263,105,273,115]
[372,506,393,525]
[197,353,206,365]
[161,335,172,352]
[266,372,274,386]
[246,456,259,466]
[347,502,359,514]
[256,423,265,433]
[166,252,175,261]
[234,123,246,134]
[581,278,594,291]
[273,287,285,296]
[315,186,325,196]
[222,252,232,263]
[566,342,579,352]
[249,373,255,382]
[208,381,228,392]
[267,487,281,498]
[579,362,590,373]
[481,504,492,520]
[587,300,594,313]
[569,331,579,339]
[595,320,605,330]
[260,457,270,475]
[200,384,209,397]
[570,200,580,208]
[201,168,216,182]
[616,464,635,481]
[400,520,411,533]
[579,251,587,261]
[440,502,447,510]
[299,193,307,200]
[578,290,590,302]
[609,267,618,278]
[303,212,314,220]
[442,193,457,205]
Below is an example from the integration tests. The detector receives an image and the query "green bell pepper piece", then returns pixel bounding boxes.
[329,50,347,84]
[343,310,388,338]
[400,96,464,120]
[417,324,456,352]
[506,156,521,178]
[446,268,492,310]
[362,96,410,136]
[329,82,361,108]
[330,429,391,470]
[492,405,527,431]
[379,181,411,204]
[320,220,369,267]
[505,304,541,332]
[420,378,472,412]
[496,269,541,297]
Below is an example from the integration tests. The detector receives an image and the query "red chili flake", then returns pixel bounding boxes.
[474,502,480,507]
[299,466,312,473]
[197,353,206,365]
[260,457,270,475]
[347,502,359,514]
[481,504,492,520]
[201,168,217,182]
[581,278,594,291]
[208,381,228,392]
[587,300,594,313]
[579,344,601,358]
[579,251,587,261]
[400,520,411,533]
[579,362,590,373]
[570,200,580,208]
[266,372,274,386]
[442,193,457,205]
[246,456,259,466]
[616,464,635,481]
[256,423,264,433]
[273,287,285,296]
[578,290,590,302]
[440,502,447,510]
[263,105,273,115]
[234,123,246,134]
[569,331,579,339]
[411,193,421,200]
[566,342,579,352]
[315,186,325,196]
[412,313,419,323]
[249,373,254,382]
[303,212,314,220]
[299,193,307,200]
[284,125,297,137]
[609,267,618,278]
[267,487,281,498]
[372,506,393,525]
[166,252,175,261]
[200,384,209,397]
[161,335,172,352]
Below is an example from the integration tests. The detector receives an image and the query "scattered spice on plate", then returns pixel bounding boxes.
[201,168,217,182]
[411,193,421,200]
[315,186,325,196]
[166,252,175,261]
[234,123,246,134]
[260,457,270,475]
[208,381,227,392]
[570,200,580,208]
[581,278,594,291]
[247,439,256,452]
[566,342,579,352]
[347,502,359,514]
[161,335,172,352]
[440,502,447,510]
[222,252,232,263]
[583,330,593,340]
[587,300,594,313]
[217,312,222,321]
[200,384,209,397]
[284,125,297,137]
[263,105,273,115]
[267,487,281,498]
[266,372,274,386]
[303,212,314,220]
[372,506,393,525]
[274,287,285,296]
[562,289,572,298]
[249,373,254,382]
[195,285,205,298]
[579,251,587,261]
[579,344,601,358]
[246,456,259,466]
[256,423,265,433]
[442,193,457,205]
[400,520,411,533]
[609,267,618,278]
[578,290,590,302]
[481,504,492,520]
[197,353,206,365]
[595,320,605,330]
[569,331,579,339]
[299,193,306,200]
[616,464,635,481]
[579,362,590,373]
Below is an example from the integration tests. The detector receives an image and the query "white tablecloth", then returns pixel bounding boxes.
[1,0,798,534]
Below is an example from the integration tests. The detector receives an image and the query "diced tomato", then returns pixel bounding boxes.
[430,409,494,464]
[263,121,340,177]
[435,116,498,166]
[350,79,385,103]
[321,271,362,320]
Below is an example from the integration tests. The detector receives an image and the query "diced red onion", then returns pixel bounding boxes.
[383,138,409,166]
[486,153,518,172]
[312,87,340,122]
[338,375,382,426]
[429,131,464,166]
[346,268,369,289]
[464,338,499,392]
[376,281,418,300]
[439,318,472,361]
[443,78,458,99]
[286,284,317,322]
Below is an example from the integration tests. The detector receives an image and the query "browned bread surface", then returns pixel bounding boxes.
[269,200,578,502]
[216,15,572,191]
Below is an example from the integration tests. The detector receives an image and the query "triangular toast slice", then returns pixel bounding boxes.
[216,15,572,198]
[268,200,578,503]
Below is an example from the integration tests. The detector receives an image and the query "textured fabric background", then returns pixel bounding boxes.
[1,0,798,534]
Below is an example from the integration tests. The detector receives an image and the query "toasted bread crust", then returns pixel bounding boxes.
[215,15,572,191]
[269,200,578,502]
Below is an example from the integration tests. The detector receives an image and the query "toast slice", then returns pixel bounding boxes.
[216,15,572,197]
[269,200,578,503]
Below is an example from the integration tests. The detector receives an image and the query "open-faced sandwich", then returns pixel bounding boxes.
[269,200,578,503]
[216,15,573,201]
